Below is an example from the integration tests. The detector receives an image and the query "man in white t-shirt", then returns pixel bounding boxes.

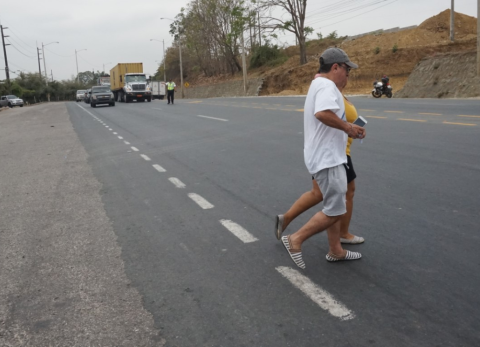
[281,48,366,269]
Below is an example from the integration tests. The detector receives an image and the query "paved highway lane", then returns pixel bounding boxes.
[67,97,480,346]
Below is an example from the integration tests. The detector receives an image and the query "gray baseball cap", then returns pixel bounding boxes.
[320,47,358,69]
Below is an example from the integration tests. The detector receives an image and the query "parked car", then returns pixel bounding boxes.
[0,95,24,108]
[84,89,92,103]
[76,90,86,102]
[90,86,115,107]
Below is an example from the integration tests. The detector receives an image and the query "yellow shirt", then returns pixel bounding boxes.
[344,96,357,157]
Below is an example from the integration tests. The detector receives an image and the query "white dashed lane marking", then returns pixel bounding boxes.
[131,147,139,152]
[188,193,214,209]
[118,136,123,139]
[124,141,131,145]
[276,266,355,321]
[219,219,258,243]
[197,115,228,122]
[168,177,186,188]
[140,154,151,161]
[153,164,166,173]
[113,132,118,135]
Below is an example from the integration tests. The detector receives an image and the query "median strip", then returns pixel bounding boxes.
[187,193,214,209]
[219,219,258,243]
[398,119,427,122]
[275,266,355,321]
[443,121,476,126]
[168,177,186,188]
[197,115,228,122]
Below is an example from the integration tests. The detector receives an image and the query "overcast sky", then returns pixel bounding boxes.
[0,0,477,82]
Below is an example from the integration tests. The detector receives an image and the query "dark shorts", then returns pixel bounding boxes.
[312,155,356,184]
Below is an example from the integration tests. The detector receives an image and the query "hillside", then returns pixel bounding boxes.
[190,9,477,96]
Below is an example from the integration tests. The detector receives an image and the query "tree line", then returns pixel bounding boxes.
[0,71,109,104]
[154,0,311,82]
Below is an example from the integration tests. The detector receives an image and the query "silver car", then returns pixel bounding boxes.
[1,95,24,108]
[76,90,86,102]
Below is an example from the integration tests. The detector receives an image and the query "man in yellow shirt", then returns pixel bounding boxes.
[166,79,176,105]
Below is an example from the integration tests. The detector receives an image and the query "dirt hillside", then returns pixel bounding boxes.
[190,9,477,96]
[261,9,477,96]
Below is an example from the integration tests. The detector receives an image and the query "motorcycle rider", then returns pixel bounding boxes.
[381,75,390,93]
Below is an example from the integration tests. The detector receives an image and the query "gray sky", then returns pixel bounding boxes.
[0,0,477,82]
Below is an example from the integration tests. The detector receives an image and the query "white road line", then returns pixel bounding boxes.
[113,132,118,135]
[140,154,151,161]
[75,104,96,117]
[168,177,186,188]
[188,193,214,209]
[152,164,166,173]
[124,141,131,145]
[276,266,355,321]
[197,115,229,122]
[131,146,139,152]
[219,219,258,243]
[109,129,113,131]
[118,136,123,139]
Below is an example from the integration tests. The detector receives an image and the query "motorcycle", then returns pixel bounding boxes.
[372,81,393,98]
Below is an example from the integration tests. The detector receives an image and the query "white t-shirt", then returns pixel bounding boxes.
[303,77,347,174]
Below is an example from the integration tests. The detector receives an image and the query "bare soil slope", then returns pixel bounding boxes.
[189,10,477,97]
[260,9,477,96]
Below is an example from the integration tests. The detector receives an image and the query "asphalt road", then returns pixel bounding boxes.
[66,96,480,347]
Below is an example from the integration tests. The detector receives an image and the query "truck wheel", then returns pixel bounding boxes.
[8,103,12,108]
[125,95,130,103]
[114,92,118,102]
[147,97,151,102]
[90,102,96,108]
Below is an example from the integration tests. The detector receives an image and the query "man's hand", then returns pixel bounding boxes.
[345,123,366,139]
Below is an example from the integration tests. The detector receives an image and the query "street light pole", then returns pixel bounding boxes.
[42,41,59,85]
[150,39,167,82]
[160,18,184,98]
[477,0,480,76]
[75,48,87,83]
[163,39,166,82]
[450,0,455,42]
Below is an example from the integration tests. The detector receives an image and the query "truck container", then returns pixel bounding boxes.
[110,63,152,103]
[151,81,166,100]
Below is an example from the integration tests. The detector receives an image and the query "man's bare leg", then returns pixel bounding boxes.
[340,180,355,239]
[288,211,343,254]
[282,180,323,230]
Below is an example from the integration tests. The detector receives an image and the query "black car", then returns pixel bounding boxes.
[90,86,115,107]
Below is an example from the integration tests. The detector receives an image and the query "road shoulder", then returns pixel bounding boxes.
[0,103,164,346]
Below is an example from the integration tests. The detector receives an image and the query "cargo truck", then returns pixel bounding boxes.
[110,63,152,103]
[151,81,166,100]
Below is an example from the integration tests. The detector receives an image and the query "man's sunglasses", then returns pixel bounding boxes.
[337,63,351,73]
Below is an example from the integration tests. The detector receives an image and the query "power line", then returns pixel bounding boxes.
[7,27,36,51]
[317,0,399,29]
[44,47,74,58]
[77,54,101,69]
[6,41,36,59]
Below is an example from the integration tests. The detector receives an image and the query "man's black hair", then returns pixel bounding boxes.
[318,57,335,74]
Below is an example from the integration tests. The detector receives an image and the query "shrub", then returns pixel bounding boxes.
[250,44,286,69]
[374,46,380,54]
[327,31,338,39]
[392,44,398,53]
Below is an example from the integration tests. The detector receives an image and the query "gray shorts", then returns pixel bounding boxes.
[313,165,347,216]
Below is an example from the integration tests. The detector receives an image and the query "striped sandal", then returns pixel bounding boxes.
[281,235,306,269]
[326,250,362,262]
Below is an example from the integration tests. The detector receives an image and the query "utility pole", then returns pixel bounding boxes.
[241,32,247,95]
[163,39,166,82]
[450,0,455,42]
[37,47,42,77]
[258,12,262,47]
[42,43,48,82]
[178,40,184,98]
[477,0,480,76]
[1,25,11,92]
[51,70,53,82]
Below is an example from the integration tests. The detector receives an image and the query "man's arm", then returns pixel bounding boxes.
[315,110,366,139]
